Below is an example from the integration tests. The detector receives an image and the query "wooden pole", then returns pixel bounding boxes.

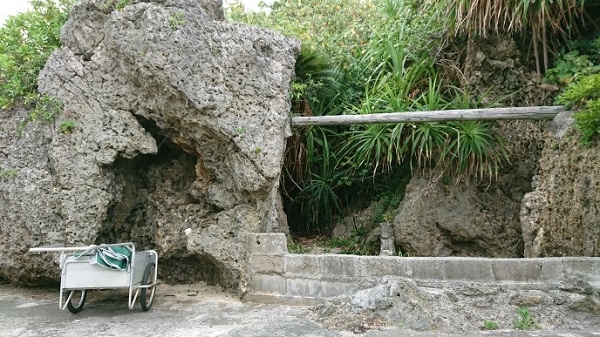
[291,106,567,127]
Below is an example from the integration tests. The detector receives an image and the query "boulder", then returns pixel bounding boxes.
[392,174,525,257]
[0,0,299,292]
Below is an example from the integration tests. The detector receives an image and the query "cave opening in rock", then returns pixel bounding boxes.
[95,114,215,284]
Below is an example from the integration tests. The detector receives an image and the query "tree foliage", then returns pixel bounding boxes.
[0,0,73,118]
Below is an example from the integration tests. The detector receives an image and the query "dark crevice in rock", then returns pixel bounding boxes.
[96,154,156,249]
[96,116,201,272]
[133,113,180,155]
[159,254,235,285]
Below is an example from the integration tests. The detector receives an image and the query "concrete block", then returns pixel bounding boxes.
[360,256,402,277]
[564,258,596,277]
[251,274,287,295]
[406,258,446,280]
[246,233,287,255]
[320,255,360,279]
[285,255,320,277]
[243,294,323,306]
[287,278,321,297]
[248,255,284,274]
[539,258,565,282]
[592,259,600,283]
[445,258,494,282]
[492,259,542,282]
[321,281,356,298]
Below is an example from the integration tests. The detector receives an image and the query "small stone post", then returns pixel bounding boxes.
[379,222,396,256]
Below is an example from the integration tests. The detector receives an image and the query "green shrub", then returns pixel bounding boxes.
[545,50,600,86]
[513,306,540,330]
[557,72,600,145]
[324,226,377,255]
[0,169,18,180]
[482,320,498,330]
[59,120,75,134]
[0,0,73,116]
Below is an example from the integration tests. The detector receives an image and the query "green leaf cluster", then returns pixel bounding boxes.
[557,72,600,145]
[0,169,18,180]
[482,320,498,330]
[551,37,600,145]
[0,0,73,117]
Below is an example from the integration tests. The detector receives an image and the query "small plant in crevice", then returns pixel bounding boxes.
[115,0,130,10]
[29,94,63,121]
[513,306,540,330]
[59,120,75,134]
[482,319,498,330]
[168,11,185,29]
[235,126,246,135]
[16,94,64,135]
[397,249,410,257]
[99,0,130,11]
[0,169,18,180]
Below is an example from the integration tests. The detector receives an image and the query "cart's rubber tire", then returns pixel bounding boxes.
[65,290,87,314]
[140,262,156,311]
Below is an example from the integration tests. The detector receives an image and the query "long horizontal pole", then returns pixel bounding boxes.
[291,106,567,126]
[29,242,135,253]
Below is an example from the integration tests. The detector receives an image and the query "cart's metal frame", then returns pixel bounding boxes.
[29,242,158,312]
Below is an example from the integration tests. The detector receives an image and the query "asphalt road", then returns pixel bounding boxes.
[1,284,599,337]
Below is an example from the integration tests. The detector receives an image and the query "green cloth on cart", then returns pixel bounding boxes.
[76,245,132,271]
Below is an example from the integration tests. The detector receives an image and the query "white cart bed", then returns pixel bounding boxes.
[29,242,158,313]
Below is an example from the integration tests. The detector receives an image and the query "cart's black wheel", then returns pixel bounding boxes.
[140,262,156,311]
[65,290,87,314]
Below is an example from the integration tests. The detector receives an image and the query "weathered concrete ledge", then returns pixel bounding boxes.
[244,233,600,306]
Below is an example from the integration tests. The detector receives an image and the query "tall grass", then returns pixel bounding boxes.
[440,0,585,73]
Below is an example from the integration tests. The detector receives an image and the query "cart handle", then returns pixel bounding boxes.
[29,242,135,253]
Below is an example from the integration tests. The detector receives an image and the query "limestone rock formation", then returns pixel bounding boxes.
[521,112,600,257]
[392,174,526,257]
[0,0,299,291]
[460,35,557,107]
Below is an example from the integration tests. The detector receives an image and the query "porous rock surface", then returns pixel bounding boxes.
[312,275,600,332]
[0,0,299,291]
[521,112,600,257]
[392,173,526,257]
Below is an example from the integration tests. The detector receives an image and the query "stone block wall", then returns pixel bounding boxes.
[244,233,600,305]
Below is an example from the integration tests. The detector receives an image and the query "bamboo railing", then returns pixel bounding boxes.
[291,106,567,126]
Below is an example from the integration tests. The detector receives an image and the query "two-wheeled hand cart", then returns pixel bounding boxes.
[29,242,158,313]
